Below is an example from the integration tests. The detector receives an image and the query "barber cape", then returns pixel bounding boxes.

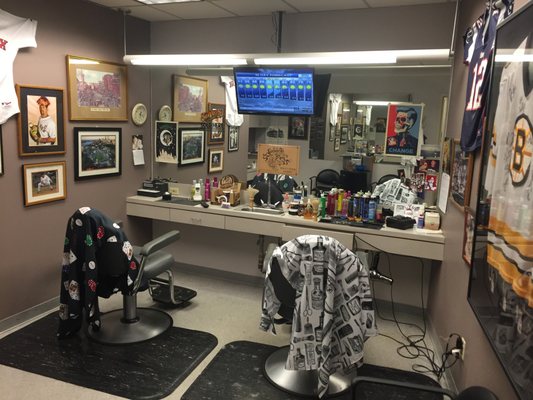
[57,207,139,339]
[260,235,377,398]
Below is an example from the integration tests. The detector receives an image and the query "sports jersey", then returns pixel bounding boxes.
[460,9,499,152]
[484,36,533,307]
[220,76,243,127]
[0,9,37,124]
[329,93,342,126]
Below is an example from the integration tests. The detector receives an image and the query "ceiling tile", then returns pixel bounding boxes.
[365,0,449,8]
[211,0,296,17]
[127,5,183,21]
[285,0,367,12]
[153,2,235,19]
[88,0,140,7]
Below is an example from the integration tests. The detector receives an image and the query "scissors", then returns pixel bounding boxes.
[302,288,312,317]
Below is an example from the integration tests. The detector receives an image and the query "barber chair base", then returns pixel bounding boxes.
[149,278,197,306]
[87,308,172,345]
[263,346,355,398]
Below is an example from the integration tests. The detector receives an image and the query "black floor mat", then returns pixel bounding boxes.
[0,311,217,400]
[182,340,445,400]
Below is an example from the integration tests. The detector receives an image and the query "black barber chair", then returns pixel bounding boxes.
[263,252,358,397]
[352,377,498,400]
[88,230,196,344]
[309,169,340,196]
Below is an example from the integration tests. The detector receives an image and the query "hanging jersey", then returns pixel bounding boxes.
[460,9,499,152]
[220,75,243,127]
[0,9,37,124]
[484,36,533,306]
[329,93,342,126]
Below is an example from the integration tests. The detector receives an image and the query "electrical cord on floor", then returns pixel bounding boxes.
[355,234,460,380]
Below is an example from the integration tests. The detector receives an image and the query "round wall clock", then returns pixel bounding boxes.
[132,103,148,126]
[158,105,172,122]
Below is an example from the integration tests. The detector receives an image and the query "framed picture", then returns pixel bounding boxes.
[66,55,127,121]
[228,125,239,152]
[340,125,349,144]
[462,206,475,266]
[16,85,65,156]
[179,127,205,166]
[207,122,225,145]
[328,125,335,142]
[375,117,386,133]
[208,103,225,124]
[0,126,3,175]
[441,137,452,175]
[208,148,224,173]
[384,103,424,157]
[288,116,309,140]
[334,137,340,151]
[341,103,351,124]
[173,75,208,123]
[22,161,66,206]
[74,127,121,180]
[155,121,178,164]
[450,139,473,209]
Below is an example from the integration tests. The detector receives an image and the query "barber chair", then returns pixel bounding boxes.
[309,169,341,195]
[262,237,370,398]
[87,230,196,345]
[351,377,498,400]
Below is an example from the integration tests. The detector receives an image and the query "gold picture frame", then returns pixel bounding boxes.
[22,161,67,206]
[173,75,208,123]
[66,55,128,121]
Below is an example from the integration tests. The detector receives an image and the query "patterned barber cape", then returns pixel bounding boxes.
[57,207,139,339]
[260,235,377,398]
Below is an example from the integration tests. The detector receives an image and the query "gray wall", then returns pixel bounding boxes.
[0,0,152,320]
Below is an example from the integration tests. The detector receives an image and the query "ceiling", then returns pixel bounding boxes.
[86,0,456,22]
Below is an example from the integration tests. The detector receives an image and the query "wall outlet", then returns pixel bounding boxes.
[454,336,466,360]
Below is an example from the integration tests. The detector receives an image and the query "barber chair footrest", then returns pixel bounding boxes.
[149,279,197,306]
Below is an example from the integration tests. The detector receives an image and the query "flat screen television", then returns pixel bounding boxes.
[234,67,315,116]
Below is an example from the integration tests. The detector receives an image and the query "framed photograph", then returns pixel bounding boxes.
[341,103,351,124]
[384,103,424,157]
[208,103,225,124]
[179,127,205,166]
[288,116,309,140]
[16,85,65,156]
[450,139,474,209]
[207,122,225,145]
[334,137,340,151]
[208,148,224,173]
[441,137,452,175]
[375,117,386,133]
[340,125,349,144]
[173,75,208,123]
[0,126,3,175]
[66,55,127,121]
[462,206,475,266]
[228,125,239,152]
[22,161,66,206]
[74,127,121,180]
[328,125,335,142]
[155,121,178,164]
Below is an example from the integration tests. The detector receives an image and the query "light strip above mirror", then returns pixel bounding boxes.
[123,49,450,67]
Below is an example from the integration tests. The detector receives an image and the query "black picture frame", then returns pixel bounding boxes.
[228,125,239,152]
[74,127,121,180]
[179,127,205,166]
[288,116,309,140]
[16,85,66,156]
[467,4,533,399]
[450,139,473,210]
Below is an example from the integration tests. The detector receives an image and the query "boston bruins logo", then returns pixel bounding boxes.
[509,114,532,185]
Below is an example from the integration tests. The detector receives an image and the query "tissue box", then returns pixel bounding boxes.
[425,212,440,230]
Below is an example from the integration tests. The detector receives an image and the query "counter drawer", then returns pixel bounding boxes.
[225,216,283,237]
[127,203,170,221]
[170,209,224,229]
[282,225,354,249]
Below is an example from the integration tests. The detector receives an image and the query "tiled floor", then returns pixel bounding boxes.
[0,266,454,399]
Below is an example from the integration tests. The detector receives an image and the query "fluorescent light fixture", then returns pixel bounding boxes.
[124,54,248,66]
[136,0,203,4]
[495,53,533,63]
[254,51,396,65]
[354,101,391,106]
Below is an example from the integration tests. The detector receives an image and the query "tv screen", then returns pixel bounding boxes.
[234,67,315,116]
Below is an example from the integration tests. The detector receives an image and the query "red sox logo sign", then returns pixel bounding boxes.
[0,38,7,51]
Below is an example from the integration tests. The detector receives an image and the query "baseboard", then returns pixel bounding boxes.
[172,262,265,287]
[0,296,58,334]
